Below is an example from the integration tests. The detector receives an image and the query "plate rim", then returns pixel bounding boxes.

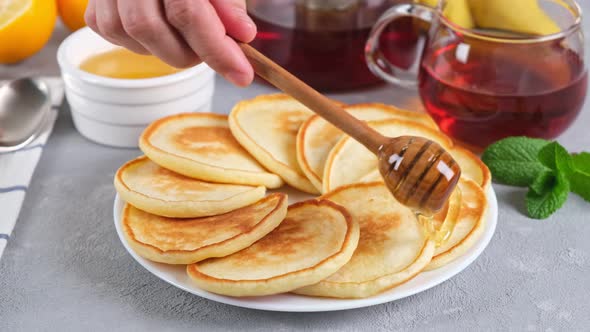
[113,186,498,312]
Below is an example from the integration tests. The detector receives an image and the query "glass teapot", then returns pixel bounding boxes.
[247,0,417,91]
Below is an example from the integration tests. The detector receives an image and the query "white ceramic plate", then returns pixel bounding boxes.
[114,186,498,312]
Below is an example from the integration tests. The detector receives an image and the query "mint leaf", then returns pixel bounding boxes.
[572,152,590,174]
[569,152,590,201]
[570,172,590,202]
[482,137,550,186]
[530,170,555,195]
[526,172,570,219]
[538,142,574,176]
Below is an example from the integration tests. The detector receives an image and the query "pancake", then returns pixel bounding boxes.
[358,169,463,244]
[358,169,382,183]
[323,119,454,193]
[426,179,487,270]
[228,94,318,194]
[297,103,438,192]
[294,182,435,298]
[139,113,284,188]
[358,169,465,245]
[122,193,288,264]
[114,156,266,218]
[187,199,360,297]
[449,146,491,190]
[345,103,438,129]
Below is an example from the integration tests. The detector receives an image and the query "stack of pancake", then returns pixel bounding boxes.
[114,94,490,298]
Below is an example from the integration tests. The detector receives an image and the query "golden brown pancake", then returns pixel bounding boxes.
[294,182,435,298]
[296,103,438,192]
[324,166,484,271]
[187,199,360,297]
[426,179,488,270]
[228,94,319,194]
[122,193,287,264]
[323,119,454,193]
[449,146,492,190]
[114,156,266,218]
[139,113,284,188]
[357,168,382,183]
[345,103,438,128]
[359,170,463,245]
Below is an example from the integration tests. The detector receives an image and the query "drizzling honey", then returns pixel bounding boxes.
[79,48,181,79]
[375,135,462,246]
[377,136,461,216]
[418,187,462,246]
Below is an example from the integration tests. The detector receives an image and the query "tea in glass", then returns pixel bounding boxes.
[366,0,587,148]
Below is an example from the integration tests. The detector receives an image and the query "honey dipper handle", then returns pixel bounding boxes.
[239,43,388,155]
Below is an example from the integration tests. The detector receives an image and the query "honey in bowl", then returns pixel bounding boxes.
[79,48,181,79]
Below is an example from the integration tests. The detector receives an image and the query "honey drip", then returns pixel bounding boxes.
[418,187,462,246]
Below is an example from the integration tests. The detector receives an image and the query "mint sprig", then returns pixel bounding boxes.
[482,137,589,219]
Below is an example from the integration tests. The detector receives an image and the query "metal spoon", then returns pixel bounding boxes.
[0,78,51,152]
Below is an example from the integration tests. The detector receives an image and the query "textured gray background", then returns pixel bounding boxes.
[1,6,590,331]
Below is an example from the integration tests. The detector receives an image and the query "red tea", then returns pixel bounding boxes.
[419,41,588,148]
[248,1,419,91]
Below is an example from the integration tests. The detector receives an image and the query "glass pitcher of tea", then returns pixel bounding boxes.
[366,0,587,148]
[247,0,418,91]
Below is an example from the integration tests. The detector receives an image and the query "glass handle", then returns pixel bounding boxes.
[365,4,434,88]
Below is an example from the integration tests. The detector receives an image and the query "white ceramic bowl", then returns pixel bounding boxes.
[57,27,215,148]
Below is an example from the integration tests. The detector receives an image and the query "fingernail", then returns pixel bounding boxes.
[240,15,257,41]
[243,14,255,30]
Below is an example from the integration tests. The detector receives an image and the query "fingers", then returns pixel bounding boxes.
[164,0,254,86]
[117,0,200,68]
[84,0,98,31]
[210,0,256,43]
[94,0,149,54]
[86,0,255,86]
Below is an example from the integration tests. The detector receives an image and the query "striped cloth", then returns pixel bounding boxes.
[0,78,63,260]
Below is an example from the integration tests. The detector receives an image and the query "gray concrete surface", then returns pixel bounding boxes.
[1,9,590,331]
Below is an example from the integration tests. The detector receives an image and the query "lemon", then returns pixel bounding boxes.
[57,0,88,31]
[0,0,57,64]
[418,0,474,29]
[469,0,560,36]
[417,0,560,36]
[0,0,31,30]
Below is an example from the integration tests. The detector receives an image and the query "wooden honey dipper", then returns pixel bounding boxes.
[240,43,461,216]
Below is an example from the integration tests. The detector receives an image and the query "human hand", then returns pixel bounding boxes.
[85,0,256,86]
